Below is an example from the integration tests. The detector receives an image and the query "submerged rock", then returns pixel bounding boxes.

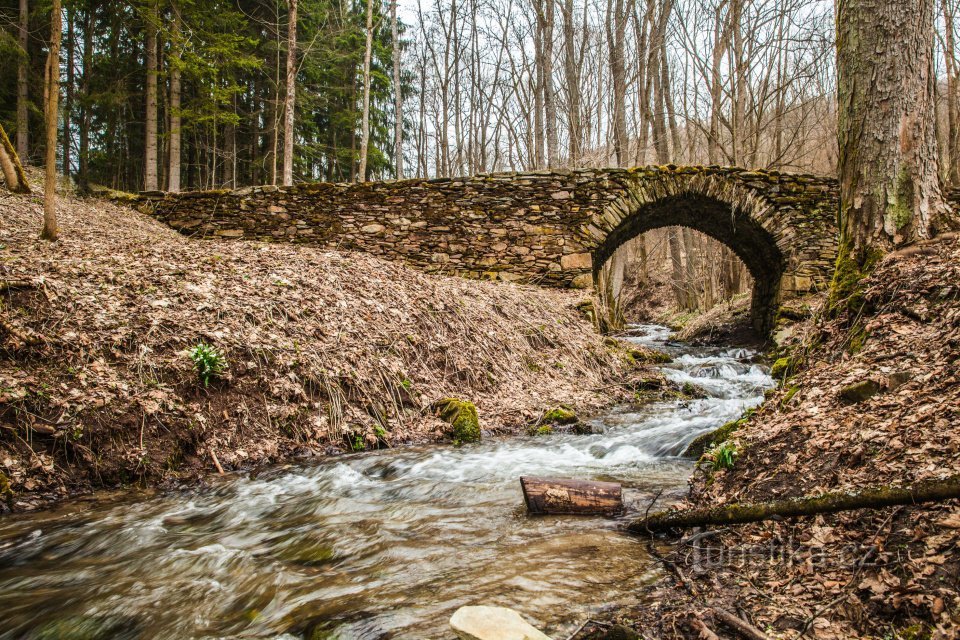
[450,606,551,640]
[432,398,481,445]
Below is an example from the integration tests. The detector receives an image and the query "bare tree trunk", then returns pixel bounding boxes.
[943,0,960,185]
[358,0,374,181]
[536,0,558,167]
[143,0,159,191]
[682,227,698,310]
[606,0,631,166]
[41,0,61,241]
[391,0,403,179]
[282,0,297,186]
[17,0,29,162]
[77,4,91,193]
[168,3,182,192]
[561,0,580,166]
[667,230,686,308]
[836,0,953,268]
[63,7,73,181]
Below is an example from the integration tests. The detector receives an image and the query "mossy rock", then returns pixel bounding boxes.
[771,355,802,380]
[683,419,743,458]
[433,398,481,445]
[839,379,881,404]
[626,347,672,366]
[528,424,554,436]
[542,406,578,425]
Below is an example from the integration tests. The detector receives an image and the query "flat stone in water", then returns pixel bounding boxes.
[450,606,552,640]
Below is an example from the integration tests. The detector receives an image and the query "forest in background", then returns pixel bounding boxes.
[3,0,960,191]
[2,0,960,316]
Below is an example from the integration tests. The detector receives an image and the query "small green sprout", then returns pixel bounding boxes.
[190,342,228,387]
[707,440,739,471]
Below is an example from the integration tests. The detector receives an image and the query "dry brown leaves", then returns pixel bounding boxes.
[0,185,647,509]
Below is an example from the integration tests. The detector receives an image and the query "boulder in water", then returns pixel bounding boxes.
[432,398,481,445]
[450,606,551,640]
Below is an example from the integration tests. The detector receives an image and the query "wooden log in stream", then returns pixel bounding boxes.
[521,476,622,516]
[628,474,960,533]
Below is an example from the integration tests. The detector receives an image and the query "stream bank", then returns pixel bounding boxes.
[0,325,773,639]
[614,233,960,639]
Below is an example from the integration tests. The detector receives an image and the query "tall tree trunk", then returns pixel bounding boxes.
[537,0,558,167]
[17,0,30,162]
[168,3,182,192]
[391,0,403,179]
[682,227,698,310]
[358,0,374,182]
[41,0,61,241]
[143,0,159,191]
[943,0,960,185]
[836,0,952,269]
[63,7,74,181]
[667,230,686,309]
[282,0,297,186]
[561,0,580,166]
[77,4,92,193]
[605,0,630,166]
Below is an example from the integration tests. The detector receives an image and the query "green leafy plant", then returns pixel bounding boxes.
[707,440,739,471]
[189,342,228,387]
[350,433,366,451]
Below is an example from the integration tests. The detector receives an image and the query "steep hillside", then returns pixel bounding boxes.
[0,188,658,510]
[623,233,960,639]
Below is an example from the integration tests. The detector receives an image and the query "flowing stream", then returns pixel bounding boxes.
[0,325,773,640]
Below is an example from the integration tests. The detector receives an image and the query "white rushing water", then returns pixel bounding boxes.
[0,325,773,640]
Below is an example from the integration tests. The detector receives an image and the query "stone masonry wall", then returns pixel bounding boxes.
[139,166,841,298]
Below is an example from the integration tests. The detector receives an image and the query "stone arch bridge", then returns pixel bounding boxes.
[140,165,840,332]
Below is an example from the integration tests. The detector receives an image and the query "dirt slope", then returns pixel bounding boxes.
[619,233,960,639]
[0,187,654,510]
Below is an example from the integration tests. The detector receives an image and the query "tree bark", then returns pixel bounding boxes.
[536,0,558,167]
[41,0,61,241]
[836,0,953,267]
[282,0,297,186]
[63,7,73,181]
[561,0,580,166]
[143,0,159,192]
[605,0,631,166]
[521,477,623,516]
[628,474,960,533]
[17,0,30,162]
[0,124,31,193]
[168,3,182,192]
[943,0,960,185]
[358,0,374,182]
[77,4,92,193]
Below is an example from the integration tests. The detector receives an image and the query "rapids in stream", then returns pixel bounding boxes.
[0,325,774,639]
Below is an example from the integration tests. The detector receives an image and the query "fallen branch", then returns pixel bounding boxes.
[711,609,770,640]
[628,475,960,533]
[0,316,45,347]
[690,617,720,640]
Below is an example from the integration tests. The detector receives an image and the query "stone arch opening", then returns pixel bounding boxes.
[591,192,786,334]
